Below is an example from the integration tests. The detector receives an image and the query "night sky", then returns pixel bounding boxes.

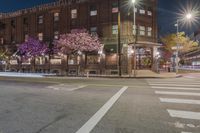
[158,0,200,37]
[0,0,199,37]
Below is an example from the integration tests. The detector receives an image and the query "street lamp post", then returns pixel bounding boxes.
[156,52,160,73]
[175,13,193,74]
[175,20,179,74]
[132,0,137,77]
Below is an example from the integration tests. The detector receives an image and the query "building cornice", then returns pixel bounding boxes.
[0,0,88,20]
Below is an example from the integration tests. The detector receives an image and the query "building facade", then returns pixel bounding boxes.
[0,0,159,75]
[181,29,200,67]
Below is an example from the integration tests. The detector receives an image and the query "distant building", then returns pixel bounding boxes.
[0,0,159,75]
[182,28,200,66]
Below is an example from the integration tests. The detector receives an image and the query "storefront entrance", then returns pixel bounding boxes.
[133,47,153,70]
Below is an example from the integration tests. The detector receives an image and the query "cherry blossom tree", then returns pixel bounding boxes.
[54,29,103,75]
[54,29,102,55]
[18,37,49,72]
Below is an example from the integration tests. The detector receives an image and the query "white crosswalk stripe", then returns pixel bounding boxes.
[149,82,200,85]
[149,84,200,87]
[151,86,200,91]
[167,109,200,120]
[155,91,200,96]
[147,79,200,132]
[159,98,200,105]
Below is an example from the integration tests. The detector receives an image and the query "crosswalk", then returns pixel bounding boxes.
[147,78,200,133]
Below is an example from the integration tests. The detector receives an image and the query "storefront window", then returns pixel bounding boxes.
[106,54,117,65]
[68,55,77,65]
[87,55,99,65]
[50,59,62,65]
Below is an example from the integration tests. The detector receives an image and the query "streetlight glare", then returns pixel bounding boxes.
[186,13,192,19]
[132,0,136,4]
[177,2,200,29]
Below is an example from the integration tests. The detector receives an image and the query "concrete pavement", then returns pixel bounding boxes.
[0,77,199,133]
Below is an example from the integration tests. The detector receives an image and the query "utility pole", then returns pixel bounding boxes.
[118,0,121,77]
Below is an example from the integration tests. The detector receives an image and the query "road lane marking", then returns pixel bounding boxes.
[47,84,87,91]
[167,109,200,120]
[155,91,200,96]
[68,85,87,91]
[149,84,200,87]
[151,86,200,91]
[76,86,128,133]
[181,132,192,133]
[160,98,200,105]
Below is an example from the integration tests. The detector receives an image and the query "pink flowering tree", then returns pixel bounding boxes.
[54,29,103,72]
[18,37,49,72]
[54,29,102,55]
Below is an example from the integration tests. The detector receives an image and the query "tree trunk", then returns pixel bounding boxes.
[66,55,69,76]
[48,54,51,73]
[5,57,10,71]
[32,57,36,73]
[85,52,87,69]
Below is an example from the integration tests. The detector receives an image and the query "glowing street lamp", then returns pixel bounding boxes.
[132,0,136,4]
[186,13,192,19]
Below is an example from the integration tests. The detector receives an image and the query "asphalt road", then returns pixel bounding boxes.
[0,77,199,133]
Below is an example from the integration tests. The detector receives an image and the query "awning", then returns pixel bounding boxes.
[104,44,117,53]
[129,41,162,47]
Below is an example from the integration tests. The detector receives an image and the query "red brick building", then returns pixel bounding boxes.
[0,0,159,75]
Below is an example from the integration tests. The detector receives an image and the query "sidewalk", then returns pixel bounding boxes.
[0,70,179,79]
[135,70,179,78]
[0,72,55,78]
